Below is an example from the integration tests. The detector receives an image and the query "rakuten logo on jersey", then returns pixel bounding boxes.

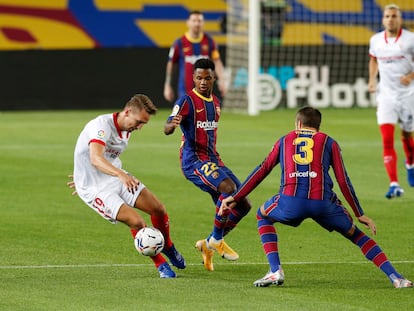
[289,171,318,178]
[197,120,218,131]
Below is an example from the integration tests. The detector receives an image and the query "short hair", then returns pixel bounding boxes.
[125,94,157,115]
[384,4,401,15]
[194,58,215,72]
[188,10,203,18]
[296,106,322,130]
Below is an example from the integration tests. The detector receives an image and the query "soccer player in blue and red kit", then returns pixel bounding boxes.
[220,107,413,288]
[164,58,251,271]
[163,10,227,103]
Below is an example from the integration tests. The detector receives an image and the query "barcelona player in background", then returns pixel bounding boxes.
[163,10,227,103]
[164,58,251,271]
[220,106,413,288]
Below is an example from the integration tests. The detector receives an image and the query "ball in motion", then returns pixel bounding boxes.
[134,227,165,256]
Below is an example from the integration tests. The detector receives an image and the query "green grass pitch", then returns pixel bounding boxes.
[1,108,413,310]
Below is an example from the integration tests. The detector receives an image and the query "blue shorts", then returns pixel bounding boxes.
[263,194,354,234]
[183,161,241,202]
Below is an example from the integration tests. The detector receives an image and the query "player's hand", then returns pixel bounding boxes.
[164,84,175,102]
[367,82,376,93]
[218,79,228,97]
[400,74,413,86]
[218,196,236,216]
[120,172,140,194]
[170,115,182,128]
[357,215,377,235]
[67,174,77,196]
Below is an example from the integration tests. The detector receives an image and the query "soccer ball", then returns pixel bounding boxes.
[134,227,165,256]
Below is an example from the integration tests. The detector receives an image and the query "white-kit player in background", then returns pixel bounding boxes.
[68,94,186,278]
[368,3,414,199]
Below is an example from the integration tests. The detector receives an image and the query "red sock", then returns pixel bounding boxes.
[151,214,173,248]
[402,136,414,165]
[130,229,138,238]
[380,124,398,183]
[150,253,167,268]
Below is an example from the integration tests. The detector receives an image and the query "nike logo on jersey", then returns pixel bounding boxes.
[196,108,205,113]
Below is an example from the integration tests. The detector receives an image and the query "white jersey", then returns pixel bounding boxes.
[73,113,130,203]
[369,28,414,95]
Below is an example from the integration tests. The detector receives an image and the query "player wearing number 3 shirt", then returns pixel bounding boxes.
[219,106,413,288]
[164,58,251,271]
[368,4,414,199]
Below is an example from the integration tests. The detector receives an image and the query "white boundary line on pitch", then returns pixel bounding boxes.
[1,260,413,270]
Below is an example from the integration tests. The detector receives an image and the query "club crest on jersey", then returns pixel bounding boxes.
[212,171,220,179]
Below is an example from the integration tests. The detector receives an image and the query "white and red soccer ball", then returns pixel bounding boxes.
[134,227,165,256]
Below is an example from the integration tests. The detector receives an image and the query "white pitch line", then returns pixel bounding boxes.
[0,260,413,270]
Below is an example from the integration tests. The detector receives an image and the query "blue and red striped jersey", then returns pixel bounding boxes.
[168,32,220,97]
[233,129,364,217]
[167,89,223,170]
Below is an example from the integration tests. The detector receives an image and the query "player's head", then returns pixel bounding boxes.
[193,58,216,96]
[382,4,402,34]
[126,94,157,115]
[121,94,157,132]
[187,10,204,35]
[295,106,321,131]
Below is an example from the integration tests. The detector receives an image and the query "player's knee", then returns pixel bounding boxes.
[127,216,146,231]
[256,205,266,220]
[343,225,358,239]
[151,202,167,216]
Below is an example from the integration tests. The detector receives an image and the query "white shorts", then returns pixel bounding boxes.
[79,178,146,224]
[376,90,414,131]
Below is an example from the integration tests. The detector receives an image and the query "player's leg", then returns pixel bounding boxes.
[345,225,412,288]
[115,202,175,278]
[380,124,403,198]
[253,195,285,287]
[317,201,412,288]
[401,129,414,186]
[187,162,240,266]
[399,98,414,187]
[377,96,403,198]
[220,168,252,237]
[133,186,186,269]
[206,179,240,261]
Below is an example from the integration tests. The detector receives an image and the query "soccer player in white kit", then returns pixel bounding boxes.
[368,4,414,199]
[70,94,186,278]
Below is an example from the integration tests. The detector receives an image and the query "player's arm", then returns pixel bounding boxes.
[368,56,378,93]
[89,142,140,193]
[331,141,364,217]
[164,60,175,102]
[164,114,182,135]
[219,141,281,215]
[212,57,228,97]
